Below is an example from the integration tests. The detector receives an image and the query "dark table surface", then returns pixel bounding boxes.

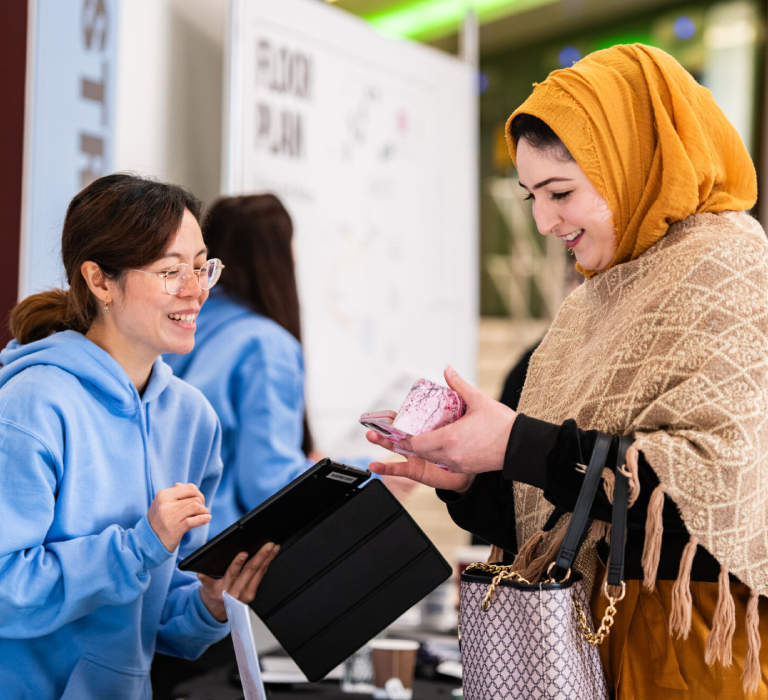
[173,665,460,700]
[267,678,460,699]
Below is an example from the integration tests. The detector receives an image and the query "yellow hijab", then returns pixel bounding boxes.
[506,44,757,277]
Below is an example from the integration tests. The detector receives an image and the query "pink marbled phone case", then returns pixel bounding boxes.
[391,379,466,435]
[360,379,466,469]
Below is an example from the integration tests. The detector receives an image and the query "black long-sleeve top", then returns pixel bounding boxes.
[438,413,724,582]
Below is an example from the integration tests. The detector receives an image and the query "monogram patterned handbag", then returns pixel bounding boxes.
[459,433,631,700]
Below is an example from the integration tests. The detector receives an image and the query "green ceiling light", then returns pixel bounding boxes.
[366,0,560,41]
[592,32,654,51]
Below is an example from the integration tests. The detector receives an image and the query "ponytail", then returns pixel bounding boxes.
[10,290,72,345]
[11,269,100,344]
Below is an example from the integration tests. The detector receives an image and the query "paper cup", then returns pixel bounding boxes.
[370,639,419,700]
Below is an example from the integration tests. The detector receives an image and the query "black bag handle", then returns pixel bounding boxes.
[607,436,632,588]
[550,432,612,579]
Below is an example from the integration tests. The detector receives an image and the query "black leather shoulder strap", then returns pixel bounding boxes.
[607,436,632,588]
[552,431,612,577]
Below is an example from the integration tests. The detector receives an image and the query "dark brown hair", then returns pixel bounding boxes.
[509,114,574,161]
[206,194,301,341]
[11,173,203,344]
[204,194,313,454]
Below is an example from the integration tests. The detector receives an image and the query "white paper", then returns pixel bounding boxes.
[223,591,268,700]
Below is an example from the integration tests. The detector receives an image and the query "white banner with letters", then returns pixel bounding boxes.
[20,0,118,298]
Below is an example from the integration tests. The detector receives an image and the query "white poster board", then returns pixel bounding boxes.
[20,0,119,298]
[225,0,478,456]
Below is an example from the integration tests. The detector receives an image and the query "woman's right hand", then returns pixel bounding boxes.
[148,482,212,552]
[366,431,475,494]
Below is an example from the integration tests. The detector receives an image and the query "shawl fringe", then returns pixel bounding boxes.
[743,589,761,695]
[602,468,615,503]
[624,444,641,507]
[670,536,698,640]
[508,529,545,571]
[514,525,569,583]
[642,483,666,590]
[704,565,736,667]
[597,443,640,507]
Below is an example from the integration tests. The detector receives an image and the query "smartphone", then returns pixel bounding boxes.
[359,410,411,445]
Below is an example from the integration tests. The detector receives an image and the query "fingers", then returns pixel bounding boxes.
[369,461,410,477]
[219,551,249,590]
[408,422,455,459]
[241,545,280,602]
[444,364,479,404]
[179,499,210,520]
[182,513,212,531]
[365,430,396,452]
[170,483,206,506]
[207,546,263,599]
[158,482,205,507]
[228,543,279,602]
[149,483,210,551]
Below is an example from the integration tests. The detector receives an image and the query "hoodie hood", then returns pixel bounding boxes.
[0,330,173,411]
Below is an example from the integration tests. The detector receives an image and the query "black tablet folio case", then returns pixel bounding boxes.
[249,478,452,682]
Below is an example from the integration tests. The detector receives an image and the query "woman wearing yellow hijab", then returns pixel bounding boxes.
[367,44,768,698]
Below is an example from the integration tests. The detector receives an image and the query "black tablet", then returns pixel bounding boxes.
[179,458,371,577]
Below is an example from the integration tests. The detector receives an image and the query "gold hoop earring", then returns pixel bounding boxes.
[103,301,109,315]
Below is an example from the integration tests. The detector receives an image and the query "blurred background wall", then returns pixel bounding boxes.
[114,0,228,205]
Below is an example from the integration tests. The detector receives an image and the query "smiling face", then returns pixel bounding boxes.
[516,139,616,272]
[105,209,209,363]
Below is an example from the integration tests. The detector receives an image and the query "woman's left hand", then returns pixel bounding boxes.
[198,542,280,622]
[403,365,518,475]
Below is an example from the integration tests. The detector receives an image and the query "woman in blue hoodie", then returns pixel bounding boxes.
[0,174,278,700]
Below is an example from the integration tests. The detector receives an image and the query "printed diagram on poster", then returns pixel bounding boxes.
[225,0,477,455]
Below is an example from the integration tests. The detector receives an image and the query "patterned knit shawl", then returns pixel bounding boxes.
[516,211,768,601]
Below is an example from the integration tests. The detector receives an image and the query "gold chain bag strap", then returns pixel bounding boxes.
[459,433,630,700]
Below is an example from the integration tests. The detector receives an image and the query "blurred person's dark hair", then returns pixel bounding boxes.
[509,114,574,162]
[204,194,313,454]
[11,173,203,345]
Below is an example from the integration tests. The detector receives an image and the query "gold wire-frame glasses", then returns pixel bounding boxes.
[130,258,225,295]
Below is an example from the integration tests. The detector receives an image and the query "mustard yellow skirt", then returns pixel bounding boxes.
[590,578,768,699]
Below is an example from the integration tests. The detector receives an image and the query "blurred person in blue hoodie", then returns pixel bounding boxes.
[164,194,313,538]
[0,174,279,700]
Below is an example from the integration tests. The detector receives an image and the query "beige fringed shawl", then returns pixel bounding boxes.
[514,210,768,689]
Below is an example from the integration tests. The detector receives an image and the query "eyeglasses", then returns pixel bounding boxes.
[130,258,225,295]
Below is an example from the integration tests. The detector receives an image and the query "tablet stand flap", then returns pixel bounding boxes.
[252,480,402,615]
[250,480,452,682]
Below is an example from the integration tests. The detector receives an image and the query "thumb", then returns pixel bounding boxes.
[444,364,479,403]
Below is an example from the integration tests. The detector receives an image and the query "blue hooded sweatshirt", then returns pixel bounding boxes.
[0,331,229,700]
[165,288,310,538]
